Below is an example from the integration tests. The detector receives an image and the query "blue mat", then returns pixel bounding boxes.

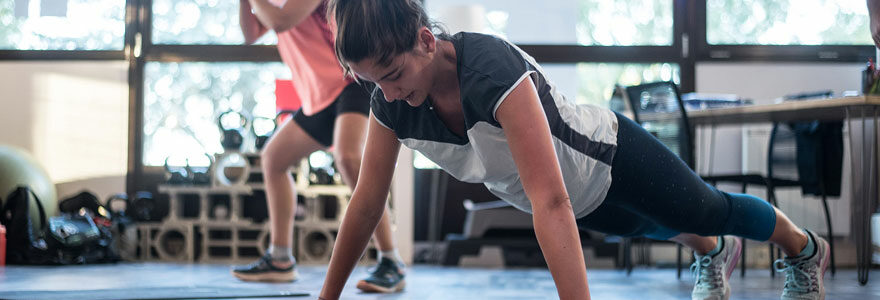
[0,286,309,300]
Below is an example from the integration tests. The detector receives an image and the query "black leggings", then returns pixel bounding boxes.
[576,113,777,241]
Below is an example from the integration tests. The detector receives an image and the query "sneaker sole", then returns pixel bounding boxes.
[356,279,406,293]
[231,269,298,282]
[818,238,830,300]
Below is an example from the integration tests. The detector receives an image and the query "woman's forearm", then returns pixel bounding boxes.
[318,194,386,299]
[532,198,590,300]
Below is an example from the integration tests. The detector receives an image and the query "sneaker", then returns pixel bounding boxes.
[231,253,298,282]
[776,230,829,300]
[691,236,742,300]
[356,257,406,293]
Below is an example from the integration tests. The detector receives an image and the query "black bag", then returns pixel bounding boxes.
[59,191,106,217]
[0,187,121,265]
[0,186,56,264]
[52,191,120,264]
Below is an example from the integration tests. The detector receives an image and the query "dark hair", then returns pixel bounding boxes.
[329,0,448,78]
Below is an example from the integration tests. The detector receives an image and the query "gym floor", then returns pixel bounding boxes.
[0,263,877,299]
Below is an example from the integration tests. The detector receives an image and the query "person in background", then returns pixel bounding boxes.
[233,0,405,293]
[318,0,831,299]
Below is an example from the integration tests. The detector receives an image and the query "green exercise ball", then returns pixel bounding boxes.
[0,145,57,229]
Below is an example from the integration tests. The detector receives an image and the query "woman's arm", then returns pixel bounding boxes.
[247,0,324,33]
[239,0,268,45]
[319,113,401,300]
[495,77,590,300]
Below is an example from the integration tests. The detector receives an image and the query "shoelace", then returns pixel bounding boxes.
[774,259,817,294]
[690,255,723,290]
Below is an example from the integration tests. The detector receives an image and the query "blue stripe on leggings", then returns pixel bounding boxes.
[722,192,777,241]
[645,226,680,241]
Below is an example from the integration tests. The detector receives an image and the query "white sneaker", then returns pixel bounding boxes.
[691,236,742,300]
[776,230,829,300]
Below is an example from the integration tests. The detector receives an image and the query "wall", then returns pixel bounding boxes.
[0,61,129,202]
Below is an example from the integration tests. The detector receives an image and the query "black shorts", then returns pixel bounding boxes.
[292,82,372,147]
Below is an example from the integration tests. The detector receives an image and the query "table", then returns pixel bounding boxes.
[684,96,880,285]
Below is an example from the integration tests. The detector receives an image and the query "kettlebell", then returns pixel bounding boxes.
[186,153,214,185]
[106,193,130,216]
[254,110,297,150]
[218,111,249,151]
[164,157,189,185]
[106,193,138,261]
[253,117,276,151]
[129,191,155,222]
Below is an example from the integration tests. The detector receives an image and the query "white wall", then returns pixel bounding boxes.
[696,62,864,236]
[0,61,129,202]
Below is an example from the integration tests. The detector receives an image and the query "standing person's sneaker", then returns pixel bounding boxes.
[776,230,829,300]
[691,236,742,300]
[356,257,406,293]
[231,253,298,282]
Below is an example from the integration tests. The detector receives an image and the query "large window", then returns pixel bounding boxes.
[425,0,673,45]
[707,0,871,45]
[151,0,276,45]
[0,0,125,50]
[143,62,288,166]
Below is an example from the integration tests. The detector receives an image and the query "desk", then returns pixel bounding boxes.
[685,96,880,285]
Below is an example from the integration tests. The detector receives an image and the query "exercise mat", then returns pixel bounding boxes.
[0,286,309,300]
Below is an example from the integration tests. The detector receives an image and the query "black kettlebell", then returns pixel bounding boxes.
[254,110,297,150]
[219,111,249,151]
[106,194,129,215]
[129,191,155,222]
[164,157,189,185]
[186,153,214,185]
[253,117,276,151]
[106,193,133,227]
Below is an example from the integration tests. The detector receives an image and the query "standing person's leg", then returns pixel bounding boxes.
[330,83,405,293]
[233,106,334,282]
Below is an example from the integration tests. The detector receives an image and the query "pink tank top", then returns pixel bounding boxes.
[276,2,350,115]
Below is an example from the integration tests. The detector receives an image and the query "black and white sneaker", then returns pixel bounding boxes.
[356,257,406,293]
[231,253,298,282]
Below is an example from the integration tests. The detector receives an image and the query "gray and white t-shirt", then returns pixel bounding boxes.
[371,32,619,218]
